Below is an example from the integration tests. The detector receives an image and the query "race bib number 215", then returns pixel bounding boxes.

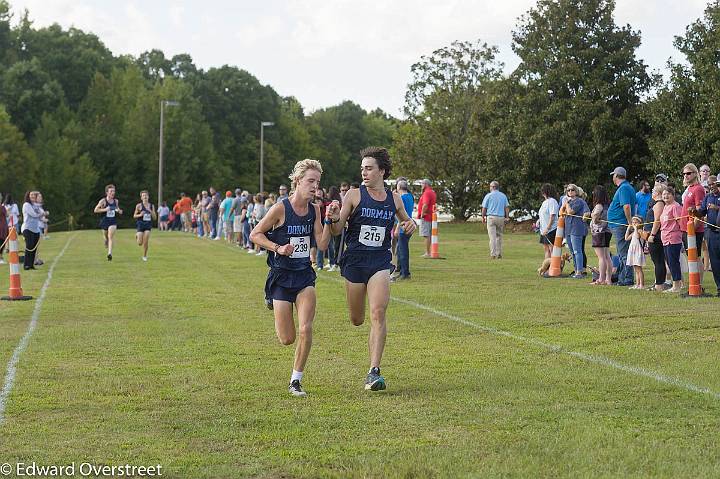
[359,225,384,247]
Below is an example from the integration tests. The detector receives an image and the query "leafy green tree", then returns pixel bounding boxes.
[19,23,115,109]
[509,0,655,211]
[0,104,38,197]
[0,0,17,69]
[1,58,65,138]
[645,1,720,178]
[394,40,504,220]
[33,106,98,226]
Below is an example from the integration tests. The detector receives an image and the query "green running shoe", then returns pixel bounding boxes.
[365,367,386,391]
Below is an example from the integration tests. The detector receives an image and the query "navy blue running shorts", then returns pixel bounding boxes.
[340,251,393,284]
[265,267,316,304]
[136,221,152,232]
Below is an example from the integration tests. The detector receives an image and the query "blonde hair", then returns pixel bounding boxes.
[684,163,699,176]
[289,159,323,190]
[652,183,667,196]
[264,198,274,208]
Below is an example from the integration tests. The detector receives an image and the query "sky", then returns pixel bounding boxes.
[7,0,711,117]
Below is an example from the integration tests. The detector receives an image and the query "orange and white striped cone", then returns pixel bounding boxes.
[430,205,440,259]
[685,219,703,297]
[547,205,566,277]
[2,219,33,301]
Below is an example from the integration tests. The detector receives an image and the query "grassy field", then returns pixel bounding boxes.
[0,225,719,478]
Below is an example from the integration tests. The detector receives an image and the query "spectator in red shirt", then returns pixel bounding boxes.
[416,179,436,257]
[681,163,706,285]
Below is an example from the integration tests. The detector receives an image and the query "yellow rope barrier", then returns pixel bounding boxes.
[561,212,692,228]
[6,226,42,253]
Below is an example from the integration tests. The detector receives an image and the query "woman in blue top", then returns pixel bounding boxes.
[326,147,416,392]
[564,184,590,278]
[94,184,123,261]
[133,190,157,262]
[250,159,333,397]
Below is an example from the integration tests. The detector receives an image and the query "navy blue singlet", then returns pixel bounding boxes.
[345,185,396,253]
[270,198,316,271]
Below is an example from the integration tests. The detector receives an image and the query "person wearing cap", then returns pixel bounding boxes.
[608,166,636,286]
[482,181,510,259]
[416,179,436,258]
[393,177,415,281]
[698,176,720,295]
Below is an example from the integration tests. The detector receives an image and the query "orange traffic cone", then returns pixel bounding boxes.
[547,204,566,277]
[430,205,440,259]
[2,219,33,301]
[684,219,703,297]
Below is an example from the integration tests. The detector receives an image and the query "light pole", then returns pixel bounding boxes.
[260,121,274,193]
[158,100,179,208]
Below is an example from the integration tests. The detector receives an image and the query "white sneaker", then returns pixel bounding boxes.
[214,237,221,241]
[256,251,266,256]
[142,256,148,262]
[323,264,332,270]
[247,249,255,254]
[0,259,5,264]
[329,265,338,272]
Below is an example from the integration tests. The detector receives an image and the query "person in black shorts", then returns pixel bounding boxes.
[326,147,416,391]
[133,190,157,262]
[250,159,333,397]
[94,184,123,261]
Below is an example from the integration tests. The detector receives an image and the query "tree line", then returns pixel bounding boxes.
[2,0,720,225]
[395,0,720,219]
[0,1,396,228]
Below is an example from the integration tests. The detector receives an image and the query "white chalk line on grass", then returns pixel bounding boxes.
[211,238,720,400]
[316,273,720,401]
[0,234,76,425]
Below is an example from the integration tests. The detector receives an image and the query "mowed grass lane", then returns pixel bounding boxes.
[0,226,718,478]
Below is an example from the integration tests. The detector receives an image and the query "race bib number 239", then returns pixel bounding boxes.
[289,236,310,258]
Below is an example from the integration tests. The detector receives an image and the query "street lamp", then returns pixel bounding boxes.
[158,100,180,208]
[260,121,274,193]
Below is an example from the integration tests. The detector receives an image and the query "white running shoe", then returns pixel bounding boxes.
[256,251,266,256]
[247,249,255,254]
[0,259,5,264]
[142,256,148,262]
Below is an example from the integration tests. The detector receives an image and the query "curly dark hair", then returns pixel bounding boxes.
[360,146,391,180]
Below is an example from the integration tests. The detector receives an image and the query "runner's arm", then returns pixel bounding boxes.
[133,204,143,219]
[313,203,333,250]
[249,202,293,256]
[93,199,107,214]
[328,188,359,235]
